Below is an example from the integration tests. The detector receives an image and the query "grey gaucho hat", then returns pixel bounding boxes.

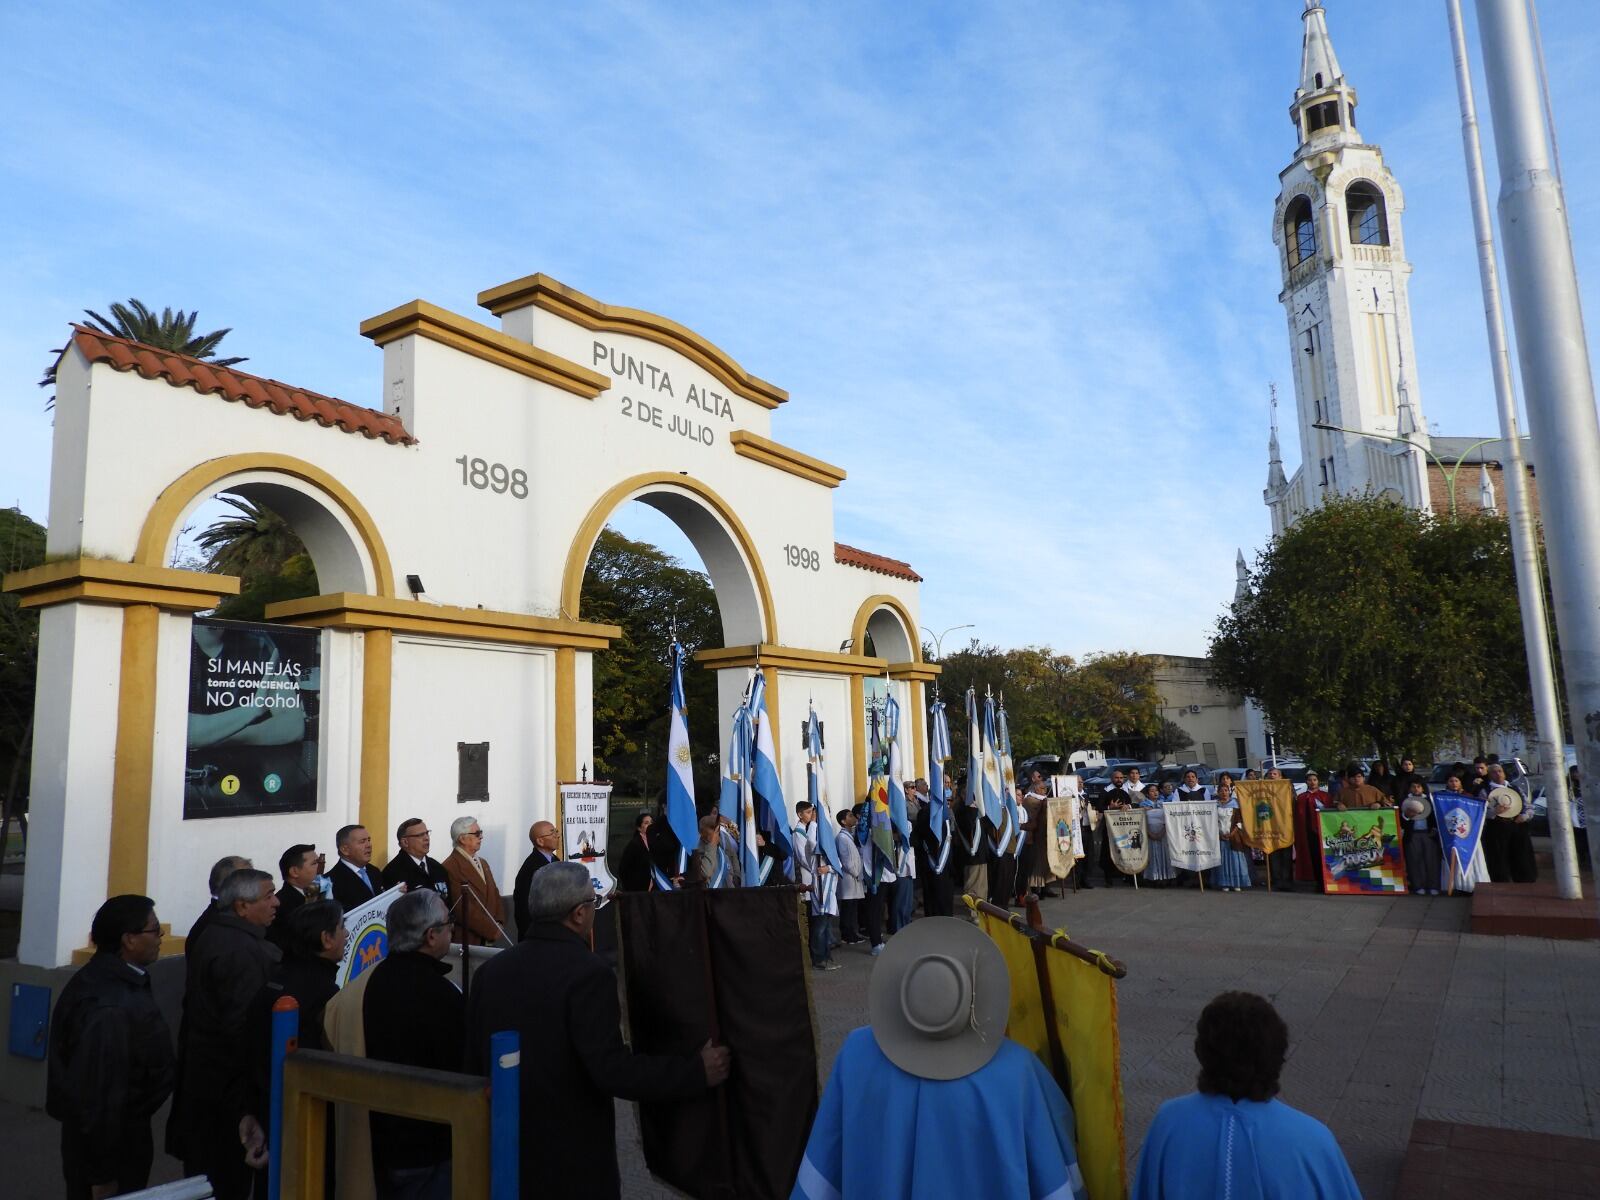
[868,916,1010,1080]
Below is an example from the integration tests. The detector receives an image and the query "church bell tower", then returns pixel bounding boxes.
[1267,0,1430,534]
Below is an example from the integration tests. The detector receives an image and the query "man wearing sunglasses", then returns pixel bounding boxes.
[466,862,731,1198]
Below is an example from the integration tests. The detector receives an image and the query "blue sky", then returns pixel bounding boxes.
[2,1,1596,656]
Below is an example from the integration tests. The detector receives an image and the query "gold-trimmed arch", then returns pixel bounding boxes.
[560,471,778,643]
[850,593,922,663]
[134,452,398,598]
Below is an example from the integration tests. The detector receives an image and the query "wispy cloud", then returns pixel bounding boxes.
[2,1,1595,656]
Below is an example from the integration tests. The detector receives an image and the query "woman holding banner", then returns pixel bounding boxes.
[1140,784,1175,887]
[1400,781,1443,895]
[1211,774,1251,892]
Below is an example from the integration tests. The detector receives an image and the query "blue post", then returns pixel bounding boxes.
[269,996,300,1200]
[489,1030,521,1200]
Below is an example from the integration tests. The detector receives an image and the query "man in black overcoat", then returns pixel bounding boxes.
[512,819,562,938]
[381,817,452,901]
[465,861,730,1199]
[327,824,382,910]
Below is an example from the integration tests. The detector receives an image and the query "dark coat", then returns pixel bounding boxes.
[267,883,314,951]
[327,860,382,911]
[513,848,560,938]
[47,953,176,1184]
[616,834,656,893]
[381,853,451,902]
[953,803,986,867]
[465,923,707,1199]
[912,801,951,878]
[363,950,464,1171]
[173,913,281,1150]
[185,901,218,962]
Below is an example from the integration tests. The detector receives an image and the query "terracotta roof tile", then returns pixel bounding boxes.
[834,541,921,582]
[69,326,416,446]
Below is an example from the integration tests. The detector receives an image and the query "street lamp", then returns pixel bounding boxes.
[1310,421,1500,520]
[919,623,974,661]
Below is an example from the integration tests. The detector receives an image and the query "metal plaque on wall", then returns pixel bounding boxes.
[458,741,489,802]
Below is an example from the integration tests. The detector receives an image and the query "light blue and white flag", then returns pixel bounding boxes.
[927,693,953,875]
[1431,790,1488,895]
[961,688,984,856]
[749,670,793,878]
[996,697,1023,851]
[884,691,910,841]
[718,701,766,886]
[806,704,843,874]
[661,642,698,884]
[981,690,1014,855]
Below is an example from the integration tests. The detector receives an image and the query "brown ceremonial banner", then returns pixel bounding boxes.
[617,887,818,1200]
[1236,780,1296,853]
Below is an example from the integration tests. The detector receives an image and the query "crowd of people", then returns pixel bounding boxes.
[45,817,732,1200]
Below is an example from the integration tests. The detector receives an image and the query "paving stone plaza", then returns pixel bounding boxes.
[612,883,1599,1200]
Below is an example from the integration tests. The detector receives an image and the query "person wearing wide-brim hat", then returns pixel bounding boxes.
[1399,783,1442,896]
[791,917,1087,1200]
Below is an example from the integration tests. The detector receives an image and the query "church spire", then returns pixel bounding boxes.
[1265,384,1288,495]
[1234,550,1250,604]
[1298,1,1344,98]
[1291,1,1359,147]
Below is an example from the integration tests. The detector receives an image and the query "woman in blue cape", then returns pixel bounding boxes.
[1132,991,1360,1200]
[792,917,1087,1200]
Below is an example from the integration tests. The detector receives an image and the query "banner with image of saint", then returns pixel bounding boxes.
[1236,779,1296,853]
[1046,795,1082,878]
[1162,800,1220,872]
[1106,809,1149,875]
[1318,809,1407,894]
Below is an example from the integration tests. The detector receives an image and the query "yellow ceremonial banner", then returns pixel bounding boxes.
[971,898,1127,1200]
[1236,779,1296,853]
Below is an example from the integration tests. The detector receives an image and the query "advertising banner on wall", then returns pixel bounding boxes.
[560,781,616,901]
[1318,809,1407,894]
[185,617,320,819]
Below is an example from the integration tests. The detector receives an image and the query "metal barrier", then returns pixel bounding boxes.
[269,996,519,1200]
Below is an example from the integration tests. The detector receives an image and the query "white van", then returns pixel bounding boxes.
[1065,748,1107,774]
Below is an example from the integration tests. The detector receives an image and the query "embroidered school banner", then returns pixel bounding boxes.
[1162,800,1220,872]
[1431,791,1488,895]
[1318,809,1407,894]
[1046,795,1082,877]
[1236,780,1296,852]
[1105,809,1148,874]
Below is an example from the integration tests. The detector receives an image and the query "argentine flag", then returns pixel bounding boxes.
[749,671,793,877]
[927,693,952,874]
[996,698,1023,851]
[981,690,1013,854]
[884,692,910,842]
[662,642,698,882]
[719,702,764,886]
[962,688,984,856]
[806,704,843,873]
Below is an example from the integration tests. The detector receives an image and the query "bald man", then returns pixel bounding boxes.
[513,820,561,940]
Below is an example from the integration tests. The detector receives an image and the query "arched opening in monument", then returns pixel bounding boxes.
[157,469,381,820]
[571,482,768,848]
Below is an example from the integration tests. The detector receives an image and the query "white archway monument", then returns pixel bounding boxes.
[4,272,933,966]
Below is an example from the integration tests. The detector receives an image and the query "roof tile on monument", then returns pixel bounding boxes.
[834,542,921,582]
[69,325,417,446]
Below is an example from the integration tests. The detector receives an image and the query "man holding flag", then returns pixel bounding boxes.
[792,801,839,970]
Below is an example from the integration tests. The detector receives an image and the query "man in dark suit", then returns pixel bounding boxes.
[912,790,956,917]
[268,844,322,950]
[465,862,730,1200]
[381,818,451,901]
[327,825,381,911]
[512,820,561,939]
[614,811,657,894]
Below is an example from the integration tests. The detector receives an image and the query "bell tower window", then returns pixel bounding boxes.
[1346,181,1389,246]
[1285,196,1317,267]
[1305,100,1340,134]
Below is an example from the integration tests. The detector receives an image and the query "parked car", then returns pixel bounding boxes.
[1153,763,1213,787]
[1084,761,1160,801]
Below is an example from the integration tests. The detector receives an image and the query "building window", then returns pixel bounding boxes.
[1202,741,1219,768]
[1347,181,1389,245]
[1319,459,1329,487]
[1314,398,1323,422]
[1234,737,1248,769]
[1286,197,1317,267]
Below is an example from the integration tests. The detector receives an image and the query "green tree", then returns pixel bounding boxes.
[0,507,47,827]
[192,496,319,621]
[1209,494,1532,767]
[579,528,724,804]
[40,299,247,406]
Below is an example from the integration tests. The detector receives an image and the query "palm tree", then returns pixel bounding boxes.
[39,299,246,405]
[194,496,308,581]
